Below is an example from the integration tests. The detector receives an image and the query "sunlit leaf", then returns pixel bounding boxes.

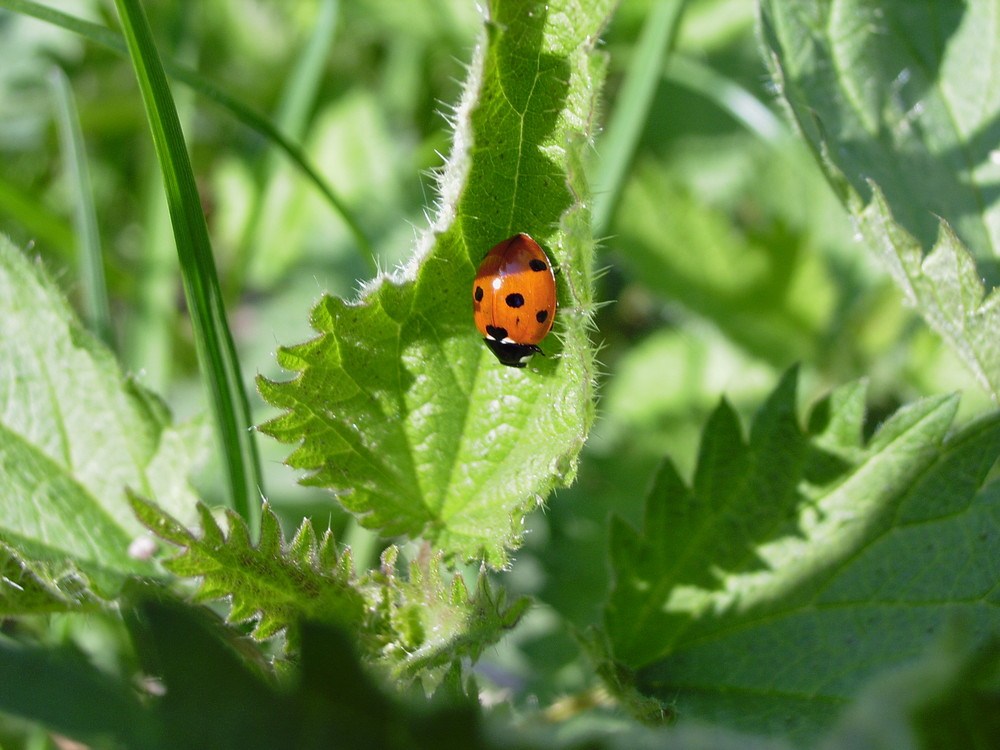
[134,496,528,690]
[602,369,1000,741]
[259,0,611,567]
[0,238,206,598]
[760,0,1000,401]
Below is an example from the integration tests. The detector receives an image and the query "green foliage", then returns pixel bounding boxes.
[601,369,1000,741]
[822,630,1000,750]
[132,495,528,689]
[0,543,103,615]
[0,237,204,603]
[2,592,997,749]
[368,546,530,686]
[857,184,1000,401]
[0,633,157,748]
[0,0,373,264]
[129,496,365,642]
[2,595,488,750]
[114,0,263,525]
[50,65,112,347]
[258,0,610,567]
[1,0,999,748]
[612,160,838,365]
[759,0,1000,401]
[592,0,686,235]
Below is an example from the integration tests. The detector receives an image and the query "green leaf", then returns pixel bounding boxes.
[130,495,367,645]
[126,597,489,750]
[821,630,1000,750]
[367,546,530,688]
[1,594,484,750]
[601,369,1000,741]
[0,238,206,599]
[258,0,610,567]
[759,0,1000,401]
[133,496,528,690]
[858,182,1000,401]
[0,542,106,614]
[0,635,157,748]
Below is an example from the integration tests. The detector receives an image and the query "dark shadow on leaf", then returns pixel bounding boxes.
[124,593,488,750]
[602,369,812,665]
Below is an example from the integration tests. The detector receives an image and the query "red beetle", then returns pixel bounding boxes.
[472,233,557,367]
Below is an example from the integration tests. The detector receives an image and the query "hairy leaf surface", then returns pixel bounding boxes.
[134,497,529,688]
[603,370,1000,741]
[0,238,205,601]
[259,0,611,567]
[760,0,1000,401]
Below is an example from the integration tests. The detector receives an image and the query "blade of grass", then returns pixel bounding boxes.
[49,66,114,349]
[112,0,262,529]
[231,0,342,294]
[663,55,786,144]
[123,11,198,393]
[1,0,376,273]
[122,13,199,393]
[592,0,690,236]
[123,59,200,394]
[273,0,339,151]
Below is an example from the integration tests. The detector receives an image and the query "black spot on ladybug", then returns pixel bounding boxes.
[505,293,525,308]
[486,325,508,341]
[536,310,548,323]
[529,259,547,272]
[474,286,484,302]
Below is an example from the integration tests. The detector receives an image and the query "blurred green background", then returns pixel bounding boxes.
[0,0,990,718]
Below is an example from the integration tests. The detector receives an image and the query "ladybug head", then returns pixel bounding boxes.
[483,338,544,368]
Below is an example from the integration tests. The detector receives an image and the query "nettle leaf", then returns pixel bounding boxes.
[258,0,610,568]
[822,630,1000,750]
[759,0,1000,401]
[127,599,490,750]
[601,369,1000,742]
[0,635,156,749]
[858,183,1000,400]
[0,238,207,600]
[130,495,366,645]
[134,496,528,689]
[367,546,530,688]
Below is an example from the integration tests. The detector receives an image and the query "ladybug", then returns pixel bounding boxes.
[472,233,557,367]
